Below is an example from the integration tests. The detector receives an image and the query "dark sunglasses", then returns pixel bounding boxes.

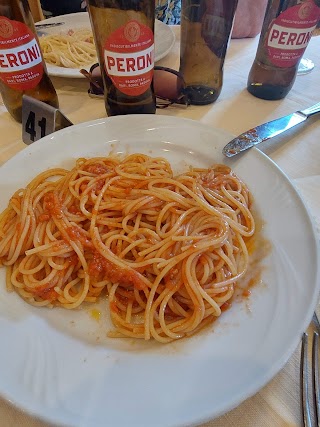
[80,63,189,109]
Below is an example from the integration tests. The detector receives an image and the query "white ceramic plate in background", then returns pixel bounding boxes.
[36,12,176,78]
[0,115,318,427]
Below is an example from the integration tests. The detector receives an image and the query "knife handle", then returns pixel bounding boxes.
[300,102,320,117]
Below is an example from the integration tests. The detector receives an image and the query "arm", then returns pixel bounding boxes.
[231,0,268,39]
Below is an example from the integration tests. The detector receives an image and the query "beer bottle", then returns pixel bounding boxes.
[179,0,238,105]
[247,0,320,100]
[0,0,59,122]
[87,0,156,116]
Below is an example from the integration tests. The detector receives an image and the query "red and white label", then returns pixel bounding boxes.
[266,1,320,67]
[104,21,154,96]
[0,17,44,90]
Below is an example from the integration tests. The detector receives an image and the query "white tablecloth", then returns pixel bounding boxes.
[0,26,320,427]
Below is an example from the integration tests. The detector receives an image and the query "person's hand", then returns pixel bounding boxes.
[231,0,268,38]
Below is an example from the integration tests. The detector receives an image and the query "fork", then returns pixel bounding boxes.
[301,313,320,427]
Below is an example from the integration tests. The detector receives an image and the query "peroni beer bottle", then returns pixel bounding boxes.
[247,0,320,100]
[87,0,156,116]
[179,0,238,105]
[0,0,59,122]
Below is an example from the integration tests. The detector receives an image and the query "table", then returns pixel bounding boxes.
[1,26,320,427]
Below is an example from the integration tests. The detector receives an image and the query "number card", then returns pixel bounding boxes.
[22,95,73,145]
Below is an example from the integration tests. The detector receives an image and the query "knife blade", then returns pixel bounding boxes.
[35,22,65,30]
[222,102,320,158]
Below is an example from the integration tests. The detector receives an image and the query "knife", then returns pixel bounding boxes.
[35,22,65,30]
[222,102,320,158]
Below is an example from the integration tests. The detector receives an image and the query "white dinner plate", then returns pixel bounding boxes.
[0,115,319,427]
[36,12,175,78]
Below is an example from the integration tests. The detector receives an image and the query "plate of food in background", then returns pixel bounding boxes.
[35,12,176,78]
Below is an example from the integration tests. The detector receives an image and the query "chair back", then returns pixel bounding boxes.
[28,0,44,22]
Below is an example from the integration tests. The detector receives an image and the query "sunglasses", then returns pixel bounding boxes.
[80,63,189,108]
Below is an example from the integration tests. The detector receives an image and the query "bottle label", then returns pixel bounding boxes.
[266,1,320,68]
[104,21,154,96]
[0,17,44,90]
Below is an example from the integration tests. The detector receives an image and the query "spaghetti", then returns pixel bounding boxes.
[0,154,255,342]
[39,28,97,68]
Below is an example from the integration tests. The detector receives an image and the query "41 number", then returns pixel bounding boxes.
[25,111,47,142]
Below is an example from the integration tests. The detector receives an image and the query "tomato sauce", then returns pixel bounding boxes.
[68,205,81,215]
[110,300,120,313]
[88,251,146,290]
[31,284,58,301]
[38,213,50,222]
[242,289,251,298]
[91,179,106,192]
[67,253,79,266]
[43,192,63,219]
[220,301,232,312]
[84,164,111,175]
[164,268,180,290]
[66,226,93,248]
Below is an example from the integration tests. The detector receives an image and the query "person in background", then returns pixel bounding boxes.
[40,0,180,21]
[154,0,268,38]
[40,0,87,18]
[155,0,181,25]
[39,0,268,39]
[231,0,268,38]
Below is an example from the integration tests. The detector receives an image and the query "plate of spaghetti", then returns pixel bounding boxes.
[0,115,318,427]
[36,12,175,78]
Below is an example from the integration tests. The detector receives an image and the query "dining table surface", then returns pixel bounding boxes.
[1,24,320,427]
